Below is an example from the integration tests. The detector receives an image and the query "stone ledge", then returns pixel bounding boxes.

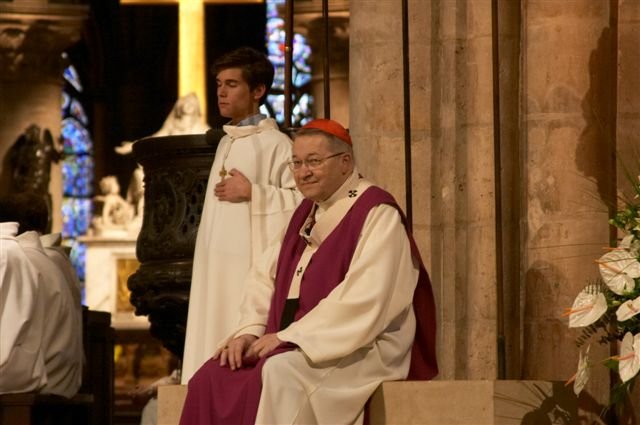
[369,380,576,425]
[158,385,187,425]
[157,380,577,425]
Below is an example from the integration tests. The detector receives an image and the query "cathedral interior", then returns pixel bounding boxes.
[0,0,639,424]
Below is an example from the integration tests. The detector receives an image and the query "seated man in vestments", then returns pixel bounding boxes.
[179,119,438,425]
[0,193,83,398]
[0,220,48,394]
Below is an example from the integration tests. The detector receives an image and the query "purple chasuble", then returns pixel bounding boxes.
[179,186,437,425]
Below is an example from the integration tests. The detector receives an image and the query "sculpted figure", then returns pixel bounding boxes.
[7,124,61,233]
[91,176,134,236]
[113,92,211,228]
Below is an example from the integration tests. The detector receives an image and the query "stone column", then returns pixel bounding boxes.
[616,0,640,417]
[0,1,88,232]
[350,0,499,380]
[520,0,614,407]
[617,0,640,195]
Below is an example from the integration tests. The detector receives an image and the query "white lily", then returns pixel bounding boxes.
[573,345,590,396]
[597,249,640,295]
[619,332,640,383]
[565,289,608,328]
[616,296,640,322]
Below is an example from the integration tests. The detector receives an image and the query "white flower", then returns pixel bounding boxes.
[619,235,640,257]
[619,332,640,383]
[597,249,640,295]
[567,289,608,328]
[573,345,590,396]
[616,296,640,322]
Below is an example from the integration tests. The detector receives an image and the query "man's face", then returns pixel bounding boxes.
[216,68,264,124]
[291,134,352,202]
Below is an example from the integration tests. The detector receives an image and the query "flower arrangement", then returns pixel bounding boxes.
[564,175,640,408]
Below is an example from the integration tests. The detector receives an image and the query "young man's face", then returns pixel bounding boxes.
[216,68,265,124]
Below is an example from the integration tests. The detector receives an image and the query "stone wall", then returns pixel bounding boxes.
[350,0,638,412]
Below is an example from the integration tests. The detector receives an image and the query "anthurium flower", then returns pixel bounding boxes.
[597,249,640,295]
[616,296,640,322]
[566,289,607,328]
[573,345,590,396]
[619,235,640,256]
[619,332,640,383]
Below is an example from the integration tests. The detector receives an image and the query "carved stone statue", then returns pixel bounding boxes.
[7,124,61,233]
[90,176,135,237]
[113,92,210,235]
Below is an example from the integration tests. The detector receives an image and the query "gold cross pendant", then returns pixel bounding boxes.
[219,166,227,180]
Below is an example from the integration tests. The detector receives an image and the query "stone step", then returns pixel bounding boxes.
[157,380,576,425]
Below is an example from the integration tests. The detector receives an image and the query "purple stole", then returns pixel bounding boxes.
[179,186,437,425]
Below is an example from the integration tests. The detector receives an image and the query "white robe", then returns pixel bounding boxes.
[230,172,420,425]
[17,231,83,398]
[0,222,48,394]
[181,117,302,383]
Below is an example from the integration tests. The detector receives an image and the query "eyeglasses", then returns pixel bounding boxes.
[288,152,346,171]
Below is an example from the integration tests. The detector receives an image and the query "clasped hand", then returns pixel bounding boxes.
[214,168,251,202]
[213,333,282,371]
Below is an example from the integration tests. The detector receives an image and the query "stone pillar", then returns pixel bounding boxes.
[521,0,614,407]
[0,1,88,233]
[617,0,640,195]
[350,0,498,380]
[616,0,640,417]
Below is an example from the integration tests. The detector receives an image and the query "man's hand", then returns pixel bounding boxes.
[214,168,251,202]
[214,334,257,370]
[244,333,283,361]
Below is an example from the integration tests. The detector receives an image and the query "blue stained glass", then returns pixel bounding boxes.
[62,92,70,114]
[69,240,87,284]
[63,65,83,92]
[61,117,93,154]
[265,0,314,126]
[70,99,89,125]
[62,156,94,197]
[62,198,93,238]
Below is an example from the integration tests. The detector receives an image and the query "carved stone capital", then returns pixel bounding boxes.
[0,3,88,82]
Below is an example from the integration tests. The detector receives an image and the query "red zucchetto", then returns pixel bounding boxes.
[301,119,352,145]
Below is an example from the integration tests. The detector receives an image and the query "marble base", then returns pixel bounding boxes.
[79,235,148,329]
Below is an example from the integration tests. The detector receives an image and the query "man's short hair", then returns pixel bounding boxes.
[0,192,48,234]
[212,47,274,105]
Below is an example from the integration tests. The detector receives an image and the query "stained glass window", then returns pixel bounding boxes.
[263,0,313,126]
[61,62,94,300]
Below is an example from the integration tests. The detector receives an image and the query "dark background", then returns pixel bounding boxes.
[67,0,266,195]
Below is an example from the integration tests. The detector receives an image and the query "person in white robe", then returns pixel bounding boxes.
[0,221,48,394]
[181,47,303,383]
[18,231,83,398]
[179,119,437,425]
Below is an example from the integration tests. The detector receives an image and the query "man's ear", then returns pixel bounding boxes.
[252,84,267,102]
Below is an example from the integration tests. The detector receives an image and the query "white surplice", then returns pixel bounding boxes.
[17,231,83,398]
[181,117,302,383]
[228,172,420,425]
[0,222,48,394]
